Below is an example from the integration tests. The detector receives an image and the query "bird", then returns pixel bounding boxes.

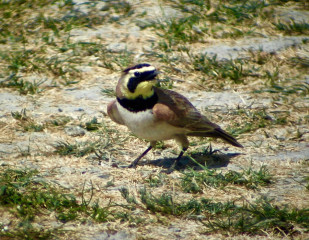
[107,63,243,172]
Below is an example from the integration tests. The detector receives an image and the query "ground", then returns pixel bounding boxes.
[0,0,308,239]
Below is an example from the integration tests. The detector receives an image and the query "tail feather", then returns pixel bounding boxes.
[188,128,243,148]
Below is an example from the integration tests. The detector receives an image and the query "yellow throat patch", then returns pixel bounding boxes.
[122,80,156,99]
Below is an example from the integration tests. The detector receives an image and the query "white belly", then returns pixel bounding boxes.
[117,102,185,141]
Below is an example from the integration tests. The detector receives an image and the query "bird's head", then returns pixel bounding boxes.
[117,63,158,99]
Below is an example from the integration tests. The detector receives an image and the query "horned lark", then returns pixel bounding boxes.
[107,63,243,172]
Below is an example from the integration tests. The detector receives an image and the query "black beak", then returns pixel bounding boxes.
[144,69,159,81]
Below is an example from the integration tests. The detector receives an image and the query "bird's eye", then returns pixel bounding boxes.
[134,71,140,77]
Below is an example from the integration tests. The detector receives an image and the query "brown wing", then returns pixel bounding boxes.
[153,87,243,148]
[107,100,125,125]
[153,87,219,131]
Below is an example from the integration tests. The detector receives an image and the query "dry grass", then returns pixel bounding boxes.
[0,0,308,239]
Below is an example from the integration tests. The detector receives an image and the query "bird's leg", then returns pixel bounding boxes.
[166,135,189,173]
[166,147,188,173]
[128,146,152,168]
[128,141,156,168]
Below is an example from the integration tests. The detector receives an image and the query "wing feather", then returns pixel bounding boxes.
[153,87,243,147]
[153,87,218,131]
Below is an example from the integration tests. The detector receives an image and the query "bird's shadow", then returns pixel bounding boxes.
[139,150,242,171]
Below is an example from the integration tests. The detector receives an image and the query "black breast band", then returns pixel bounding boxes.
[117,93,158,112]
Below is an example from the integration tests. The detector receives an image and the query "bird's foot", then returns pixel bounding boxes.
[128,145,153,169]
[127,157,143,168]
[128,162,137,168]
